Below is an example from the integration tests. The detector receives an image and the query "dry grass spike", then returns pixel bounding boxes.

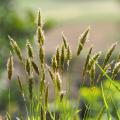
[77,27,90,56]
[7,51,14,80]
[9,36,23,61]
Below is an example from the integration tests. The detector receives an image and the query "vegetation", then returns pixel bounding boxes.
[3,10,120,120]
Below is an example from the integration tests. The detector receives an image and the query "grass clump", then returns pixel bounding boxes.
[5,9,120,120]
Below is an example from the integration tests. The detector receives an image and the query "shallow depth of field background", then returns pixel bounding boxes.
[0,0,120,118]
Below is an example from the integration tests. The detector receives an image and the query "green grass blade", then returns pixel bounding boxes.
[101,83,111,120]
[96,62,120,92]
[111,97,120,120]
[96,105,105,120]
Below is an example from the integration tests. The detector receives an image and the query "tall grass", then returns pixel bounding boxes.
[6,10,120,120]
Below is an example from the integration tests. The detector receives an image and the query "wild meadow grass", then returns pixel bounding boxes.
[5,10,120,120]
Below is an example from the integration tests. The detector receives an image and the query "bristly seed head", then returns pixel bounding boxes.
[66,45,72,60]
[56,47,60,68]
[112,62,120,79]
[28,76,33,100]
[9,36,23,61]
[103,42,117,68]
[77,27,90,56]
[62,32,68,49]
[66,45,72,68]
[26,40,33,59]
[82,46,93,83]
[31,60,40,75]
[37,27,45,46]
[25,58,31,76]
[88,51,101,71]
[39,46,45,65]
[52,55,58,72]
[7,51,14,80]
[37,9,42,27]
[60,44,65,70]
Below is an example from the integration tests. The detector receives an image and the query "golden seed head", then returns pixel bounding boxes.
[112,62,120,79]
[66,45,72,61]
[56,47,60,67]
[9,36,23,61]
[25,58,31,76]
[39,46,45,64]
[7,51,14,80]
[26,40,33,59]
[37,27,45,46]
[37,9,42,27]
[31,60,39,75]
[77,27,90,56]
[62,32,68,49]
[88,51,101,71]
[28,77,33,100]
[60,44,65,70]
[82,46,93,79]
[103,42,117,68]
[52,55,58,72]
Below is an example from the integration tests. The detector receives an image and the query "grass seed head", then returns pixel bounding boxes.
[37,9,42,27]
[26,40,33,59]
[88,51,101,71]
[37,27,45,46]
[41,64,45,80]
[82,46,93,83]
[39,46,45,65]
[31,60,39,75]
[25,58,31,76]
[52,55,58,72]
[62,32,68,49]
[103,42,117,68]
[7,51,14,80]
[60,44,65,70]
[112,62,120,79]
[9,36,23,61]
[66,45,72,68]
[56,47,60,68]
[28,77,33,100]
[77,27,90,56]
[66,45,72,61]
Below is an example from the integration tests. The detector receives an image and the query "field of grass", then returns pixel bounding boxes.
[4,10,120,119]
[0,1,120,119]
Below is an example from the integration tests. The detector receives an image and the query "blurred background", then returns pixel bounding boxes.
[0,0,120,119]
